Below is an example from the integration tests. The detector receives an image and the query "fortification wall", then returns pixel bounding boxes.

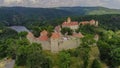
[38,41,51,50]
[58,39,80,51]
[27,37,51,50]
[51,39,59,53]
[27,37,81,53]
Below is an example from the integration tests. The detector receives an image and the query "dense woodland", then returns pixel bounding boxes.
[1,13,120,68]
[0,7,120,26]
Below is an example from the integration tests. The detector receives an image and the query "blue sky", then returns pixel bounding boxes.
[0,0,120,9]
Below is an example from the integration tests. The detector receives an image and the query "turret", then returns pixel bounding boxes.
[95,21,99,27]
[50,32,61,53]
[67,17,71,23]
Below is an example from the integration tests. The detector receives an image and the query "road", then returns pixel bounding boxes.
[5,60,15,68]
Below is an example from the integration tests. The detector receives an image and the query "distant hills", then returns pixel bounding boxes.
[58,7,120,15]
[0,6,120,25]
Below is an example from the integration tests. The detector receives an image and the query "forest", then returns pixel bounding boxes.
[0,6,120,26]
[0,14,120,68]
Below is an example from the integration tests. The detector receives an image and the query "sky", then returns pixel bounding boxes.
[0,0,120,9]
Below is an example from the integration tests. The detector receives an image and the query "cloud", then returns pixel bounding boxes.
[4,0,23,4]
[79,0,106,6]
[0,0,120,9]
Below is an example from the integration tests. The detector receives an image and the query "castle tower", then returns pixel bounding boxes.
[67,17,71,23]
[95,21,99,27]
[38,30,48,41]
[90,19,96,25]
[40,30,48,36]
[50,38,59,53]
[27,32,36,42]
[50,32,61,53]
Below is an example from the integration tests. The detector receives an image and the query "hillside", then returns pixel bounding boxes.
[0,7,120,26]
[0,7,74,25]
[1,11,120,68]
[58,7,120,15]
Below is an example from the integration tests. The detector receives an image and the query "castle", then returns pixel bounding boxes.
[79,19,98,26]
[62,17,79,30]
[27,17,98,53]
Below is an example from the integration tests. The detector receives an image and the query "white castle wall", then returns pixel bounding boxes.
[38,41,51,50]
[50,39,60,53]
[27,37,51,50]
[27,37,81,53]
[59,38,80,51]
[69,25,79,30]
[62,25,79,30]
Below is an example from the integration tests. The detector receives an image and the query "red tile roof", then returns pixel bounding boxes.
[38,35,48,41]
[80,21,89,25]
[73,32,84,38]
[40,30,48,36]
[39,30,48,41]
[80,19,96,25]
[27,32,34,38]
[51,32,61,39]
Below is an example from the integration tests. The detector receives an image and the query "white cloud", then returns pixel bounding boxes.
[29,0,39,4]
[79,0,106,6]
[1,0,120,9]
[2,0,107,7]
[4,0,23,4]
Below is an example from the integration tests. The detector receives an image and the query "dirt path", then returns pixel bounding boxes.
[5,60,15,68]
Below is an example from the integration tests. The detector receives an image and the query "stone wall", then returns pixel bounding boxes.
[27,37,51,50]
[58,38,80,51]
[38,41,51,50]
[69,25,79,30]
[62,25,79,30]
[51,39,59,53]
[27,37,81,53]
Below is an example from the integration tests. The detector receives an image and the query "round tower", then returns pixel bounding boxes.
[50,32,61,53]
[67,17,71,23]
[95,21,99,27]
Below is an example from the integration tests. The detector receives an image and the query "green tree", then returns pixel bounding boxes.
[16,46,28,66]
[61,27,73,35]
[76,25,96,35]
[0,41,8,59]
[32,26,41,37]
[45,25,54,37]
[80,35,95,68]
[58,51,71,68]
[110,48,120,67]
[5,38,29,59]
[98,31,120,68]
[0,28,18,40]
[26,43,42,68]
[26,43,52,68]
[91,59,101,68]
[18,31,28,40]
[17,38,30,46]
[45,25,54,33]
[5,39,19,59]
[97,40,110,61]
